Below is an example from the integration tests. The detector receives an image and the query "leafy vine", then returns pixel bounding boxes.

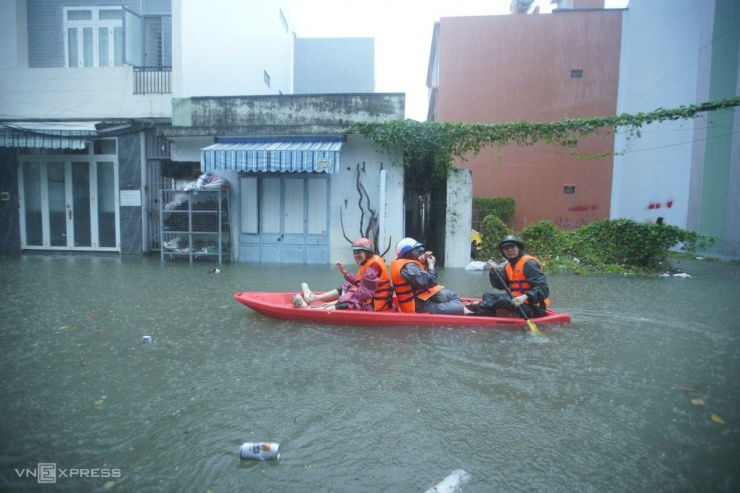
[348,97,740,192]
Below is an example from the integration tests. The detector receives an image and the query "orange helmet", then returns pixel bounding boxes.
[351,237,375,253]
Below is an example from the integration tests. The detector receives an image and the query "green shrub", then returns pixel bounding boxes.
[473,196,516,226]
[475,218,713,274]
[520,220,572,259]
[569,219,709,271]
[478,214,511,260]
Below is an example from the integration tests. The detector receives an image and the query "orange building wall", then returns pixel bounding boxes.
[435,10,622,231]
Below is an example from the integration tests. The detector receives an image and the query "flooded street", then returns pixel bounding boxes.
[1,254,739,492]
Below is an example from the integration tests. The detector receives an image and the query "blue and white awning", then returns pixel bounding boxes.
[201,138,343,174]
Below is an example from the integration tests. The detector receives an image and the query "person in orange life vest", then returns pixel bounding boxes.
[389,237,468,315]
[486,235,550,318]
[292,237,392,311]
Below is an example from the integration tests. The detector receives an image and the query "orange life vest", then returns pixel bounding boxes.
[353,255,392,311]
[504,255,550,307]
[390,258,444,313]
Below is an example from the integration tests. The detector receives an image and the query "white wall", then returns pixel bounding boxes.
[0,67,172,119]
[328,135,404,265]
[174,0,295,98]
[445,168,473,268]
[611,0,710,227]
[294,38,375,94]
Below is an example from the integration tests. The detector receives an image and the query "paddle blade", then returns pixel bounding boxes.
[526,319,540,334]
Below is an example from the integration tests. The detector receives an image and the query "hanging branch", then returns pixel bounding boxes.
[356,162,367,234]
[339,161,392,255]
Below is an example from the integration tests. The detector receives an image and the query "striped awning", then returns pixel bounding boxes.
[201,138,343,174]
[0,122,99,149]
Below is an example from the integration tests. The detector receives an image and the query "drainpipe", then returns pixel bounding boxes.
[379,169,386,255]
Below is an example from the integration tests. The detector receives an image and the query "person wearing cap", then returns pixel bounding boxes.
[485,235,550,318]
[390,237,468,315]
[292,237,392,311]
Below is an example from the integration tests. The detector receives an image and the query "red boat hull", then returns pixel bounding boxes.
[233,292,571,328]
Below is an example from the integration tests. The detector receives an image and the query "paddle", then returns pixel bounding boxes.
[490,263,541,335]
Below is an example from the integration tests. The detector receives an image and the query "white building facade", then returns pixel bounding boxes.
[0,0,421,265]
[611,0,740,257]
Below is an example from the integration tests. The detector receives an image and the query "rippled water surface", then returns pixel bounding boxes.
[1,255,738,492]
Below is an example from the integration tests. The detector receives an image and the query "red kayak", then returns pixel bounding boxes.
[233,292,571,328]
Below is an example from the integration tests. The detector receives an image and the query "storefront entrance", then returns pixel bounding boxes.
[18,153,119,251]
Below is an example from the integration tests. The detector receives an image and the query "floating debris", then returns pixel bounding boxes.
[425,469,471,493]
[239,442,280,461]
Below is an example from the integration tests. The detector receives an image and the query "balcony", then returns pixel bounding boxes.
[134,67,172,95]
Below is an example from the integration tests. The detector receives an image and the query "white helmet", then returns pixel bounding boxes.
[396,237,422,257]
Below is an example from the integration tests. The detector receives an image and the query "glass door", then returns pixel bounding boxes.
[19,161,119,251]
[72,162,92,247]
[47,162,68,247]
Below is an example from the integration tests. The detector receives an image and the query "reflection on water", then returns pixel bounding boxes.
[0,255,738,492]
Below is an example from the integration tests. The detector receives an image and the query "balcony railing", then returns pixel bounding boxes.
[134,66,172,94]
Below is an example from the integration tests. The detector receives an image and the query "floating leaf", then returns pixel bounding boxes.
[678,386,695,393]
[94,399,104,405]
[691,399,704,406]
[58,325,72,331]
[90,312,98,318]
[711,414,725,425]
[103,481,115,489]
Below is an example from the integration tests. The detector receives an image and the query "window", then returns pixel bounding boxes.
[64,7,123,67]
[571,69,583,78]
[264,70,271,88]
[143,16,172,67]
[564,185,576,194]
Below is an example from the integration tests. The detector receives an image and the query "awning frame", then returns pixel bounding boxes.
[0,122,99,150]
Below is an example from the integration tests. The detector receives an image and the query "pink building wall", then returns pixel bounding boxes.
[433,9,622,231]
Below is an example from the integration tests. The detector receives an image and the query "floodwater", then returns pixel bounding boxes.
[0,254,738,492]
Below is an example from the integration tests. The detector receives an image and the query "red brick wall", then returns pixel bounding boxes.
[434,10,622,231]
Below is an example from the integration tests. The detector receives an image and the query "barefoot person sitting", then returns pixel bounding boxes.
[292,237,392,311]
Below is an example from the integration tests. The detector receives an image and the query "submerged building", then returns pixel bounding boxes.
[0,0,415,264]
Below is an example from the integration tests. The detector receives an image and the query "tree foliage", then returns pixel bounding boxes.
[348,98,740,190]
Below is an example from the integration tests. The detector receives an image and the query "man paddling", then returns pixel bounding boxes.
[486,235,550,318]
